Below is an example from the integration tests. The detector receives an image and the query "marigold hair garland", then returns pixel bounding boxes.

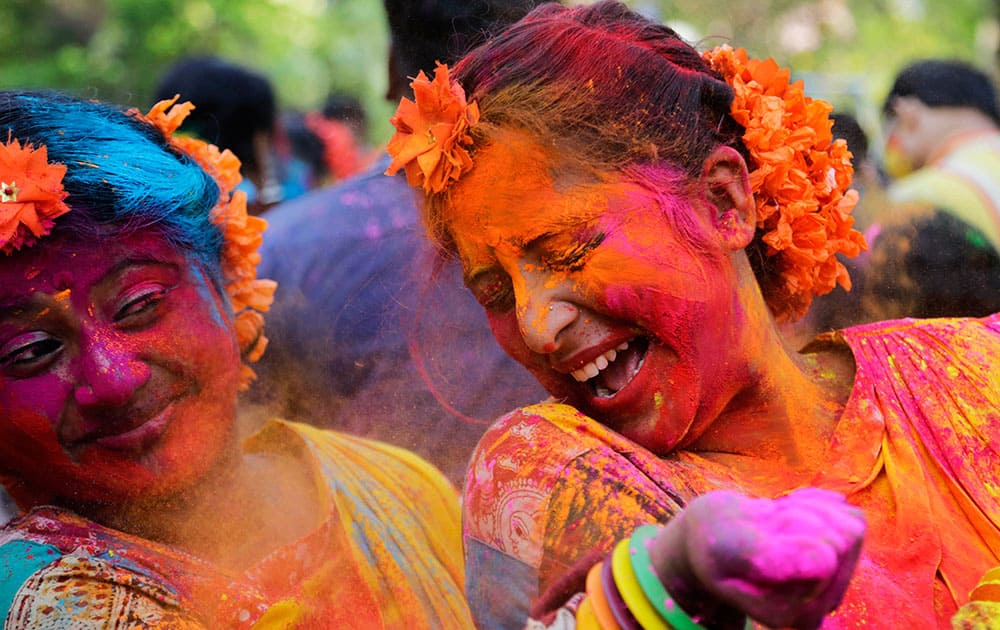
[131,96,277,389]
[702,45,867,322]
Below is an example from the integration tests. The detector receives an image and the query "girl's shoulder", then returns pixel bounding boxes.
[0,508,205,628]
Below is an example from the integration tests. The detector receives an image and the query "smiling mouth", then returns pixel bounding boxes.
[72,405,174,455]
[570,336,649,398]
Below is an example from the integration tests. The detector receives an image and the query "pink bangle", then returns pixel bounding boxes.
[601,551,642,630]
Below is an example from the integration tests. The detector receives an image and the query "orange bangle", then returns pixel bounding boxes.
[586,560,622,630]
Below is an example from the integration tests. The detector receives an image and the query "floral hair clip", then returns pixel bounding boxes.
[0,136,71,255]
[385,63,480,194]
[130,97,277,389]
[703,45,868,322]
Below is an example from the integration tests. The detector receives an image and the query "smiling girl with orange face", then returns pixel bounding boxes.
[387,2,1000,628]
[449,131,777,457]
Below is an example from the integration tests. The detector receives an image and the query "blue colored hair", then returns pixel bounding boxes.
[0,90,224,279]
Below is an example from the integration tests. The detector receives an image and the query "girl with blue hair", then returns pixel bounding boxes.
[0,91,473,628]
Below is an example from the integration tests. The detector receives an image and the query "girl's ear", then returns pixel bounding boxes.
[700,145,756,250]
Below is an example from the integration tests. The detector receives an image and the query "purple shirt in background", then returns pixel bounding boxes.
[250,157,546,484]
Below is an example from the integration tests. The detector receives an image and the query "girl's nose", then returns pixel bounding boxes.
[74,330,151,407]
[515,269,580,354]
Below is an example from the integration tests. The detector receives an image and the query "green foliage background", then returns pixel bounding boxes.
[1,0,996,146]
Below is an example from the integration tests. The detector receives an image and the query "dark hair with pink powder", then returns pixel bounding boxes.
[451,0,746,177]
[427,1,770,277]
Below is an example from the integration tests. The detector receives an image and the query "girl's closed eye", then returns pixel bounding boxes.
[468,268,515,312]
[0,331,63,375]
[540,232,606,272]
[113,283,174,325]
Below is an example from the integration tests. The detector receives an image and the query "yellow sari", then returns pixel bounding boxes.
[1,420,473,629]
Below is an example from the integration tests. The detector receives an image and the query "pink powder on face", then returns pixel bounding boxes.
[0,231,243,507]
[442,133,759,454]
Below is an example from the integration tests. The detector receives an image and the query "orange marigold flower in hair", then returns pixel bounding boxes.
[143,97,194,136]
[703,45,867,322]
[0,138,71,254]
[386,63,480,193]
[130,97,275,388]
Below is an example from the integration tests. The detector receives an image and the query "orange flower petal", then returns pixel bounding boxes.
[0,139,71,254]
[704,45,868,321]
[386,63,478,193]
[130,100,275,383]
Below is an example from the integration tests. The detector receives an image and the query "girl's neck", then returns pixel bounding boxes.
[71,445,322,571]
[688,319,856,488]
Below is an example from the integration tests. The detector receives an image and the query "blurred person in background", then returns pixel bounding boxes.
[790,92,1000,344]
[881,58,1000,252]
[321,92,368,140]
[154,55,300,214]
[278,108,329,193]
[808,204,1000,334]
[248,0,552,485]
[304,91,375,184]
[278,93,374,193]
[829,111,886,231]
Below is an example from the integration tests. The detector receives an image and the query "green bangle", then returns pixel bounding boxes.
[628,525,705,630]
[611,537,670,630]
[629,525,755,630]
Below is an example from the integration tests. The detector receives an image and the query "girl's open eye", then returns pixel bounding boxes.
[468,268,515,312]
[114,284,171,324]
[0,332,64,376]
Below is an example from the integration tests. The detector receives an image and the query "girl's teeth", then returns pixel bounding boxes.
[570,343,628,383]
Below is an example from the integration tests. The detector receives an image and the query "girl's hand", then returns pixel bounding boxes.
[650,488,866,629]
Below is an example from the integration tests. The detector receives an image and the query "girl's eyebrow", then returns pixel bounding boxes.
[101,256,178,280]
[93,257,180,292]
[0,294,57,322]
[0,257,179,315]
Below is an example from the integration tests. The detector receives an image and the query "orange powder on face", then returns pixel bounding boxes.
[446,130,713,304]
[446,131,563,262]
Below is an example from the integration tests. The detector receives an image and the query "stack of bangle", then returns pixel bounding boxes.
[576,524,753,630]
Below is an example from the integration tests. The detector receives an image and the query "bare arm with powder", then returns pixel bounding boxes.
[648,488,866,629]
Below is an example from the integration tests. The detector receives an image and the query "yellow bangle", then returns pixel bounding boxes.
[576,596,604,630]
[586,561,622,630]
[611,538,670,630]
